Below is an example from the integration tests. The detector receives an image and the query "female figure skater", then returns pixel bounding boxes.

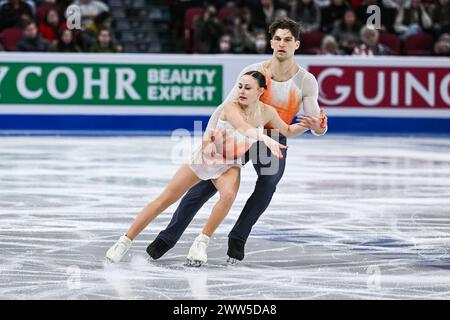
[106,71,310,266]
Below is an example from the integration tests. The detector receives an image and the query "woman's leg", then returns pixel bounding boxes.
[186,167,241,265]
[126,164,200,240]
[202,167,241,237]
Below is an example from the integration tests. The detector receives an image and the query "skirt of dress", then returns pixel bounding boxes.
[188,145,243,180]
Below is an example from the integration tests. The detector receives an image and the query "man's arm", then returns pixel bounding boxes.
[264,104,308,137]
[204,63,263,138]
[301,72,328,136]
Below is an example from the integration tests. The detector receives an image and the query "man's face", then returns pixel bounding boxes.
[24,23,38,39]
[270,29,300,61]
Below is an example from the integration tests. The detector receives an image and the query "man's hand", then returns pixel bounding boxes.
[296,109,328,133]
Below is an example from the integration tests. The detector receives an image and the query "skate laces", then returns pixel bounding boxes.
[194,234,209,249]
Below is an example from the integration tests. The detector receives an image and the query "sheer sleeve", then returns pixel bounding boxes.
[300,72,328,136]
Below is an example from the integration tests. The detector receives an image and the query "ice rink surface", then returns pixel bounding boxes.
[1,134,450,300]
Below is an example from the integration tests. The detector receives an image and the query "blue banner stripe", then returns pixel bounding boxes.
[0,115,449,134]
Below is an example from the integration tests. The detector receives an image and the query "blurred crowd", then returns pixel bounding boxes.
[0,0,122,52]
[0,0,449,56]
[172,0,450,56]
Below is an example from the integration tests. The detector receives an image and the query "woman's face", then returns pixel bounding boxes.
[237,75,264,105]
[47,10,59,26]
[344,11,356,25]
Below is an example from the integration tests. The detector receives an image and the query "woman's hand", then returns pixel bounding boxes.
[296,109,328,133]
[262,136,287,159]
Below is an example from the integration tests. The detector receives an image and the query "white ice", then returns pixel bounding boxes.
[1,134,450,299]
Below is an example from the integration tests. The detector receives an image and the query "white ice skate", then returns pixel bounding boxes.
[186,234,210,267]
[106,235,132,263]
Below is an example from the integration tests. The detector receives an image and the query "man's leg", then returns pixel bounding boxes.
[227,136,287,261]
[147,180,217,259]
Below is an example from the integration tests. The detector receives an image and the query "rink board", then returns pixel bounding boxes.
[0,53,449,134]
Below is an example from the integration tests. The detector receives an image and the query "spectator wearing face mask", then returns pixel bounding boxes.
[253,31,271,54]
[433,33,450,56]
[217,34,233,53]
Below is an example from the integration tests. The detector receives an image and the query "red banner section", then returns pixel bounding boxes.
[308,65,450,108]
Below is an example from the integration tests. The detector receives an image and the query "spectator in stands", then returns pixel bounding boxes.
[333,8,361,54]
[0,0,34,32]
[39,8,65,46]
[227,12,255,53]
[89,28,121,53]
[16,20,50,51]
[433,33,450,56]
[193,4,223,53]
[320,34,341,54]
[239,7,254,31]
[320,0,350,33]
[253,30,271,53]
[353,25,390,55]
[82,10,112,51]
[72,0,109,29]
[430,0,450,37]
[251,0,287,30]
[394,0,432,40]
[0,42,4,51]
[289,0,321,32]
[50,28,82,52]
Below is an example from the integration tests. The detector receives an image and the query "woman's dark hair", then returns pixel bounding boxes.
[269,18,301,40]
[243,71,267,89]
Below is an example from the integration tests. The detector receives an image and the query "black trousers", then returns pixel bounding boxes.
[156,135,288,247]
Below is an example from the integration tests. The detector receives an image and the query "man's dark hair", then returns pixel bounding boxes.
[22,19,37,29]
[268,18,301,40]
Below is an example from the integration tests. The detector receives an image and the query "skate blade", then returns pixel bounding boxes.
[185,259,205,267]
[226,257,238,265]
